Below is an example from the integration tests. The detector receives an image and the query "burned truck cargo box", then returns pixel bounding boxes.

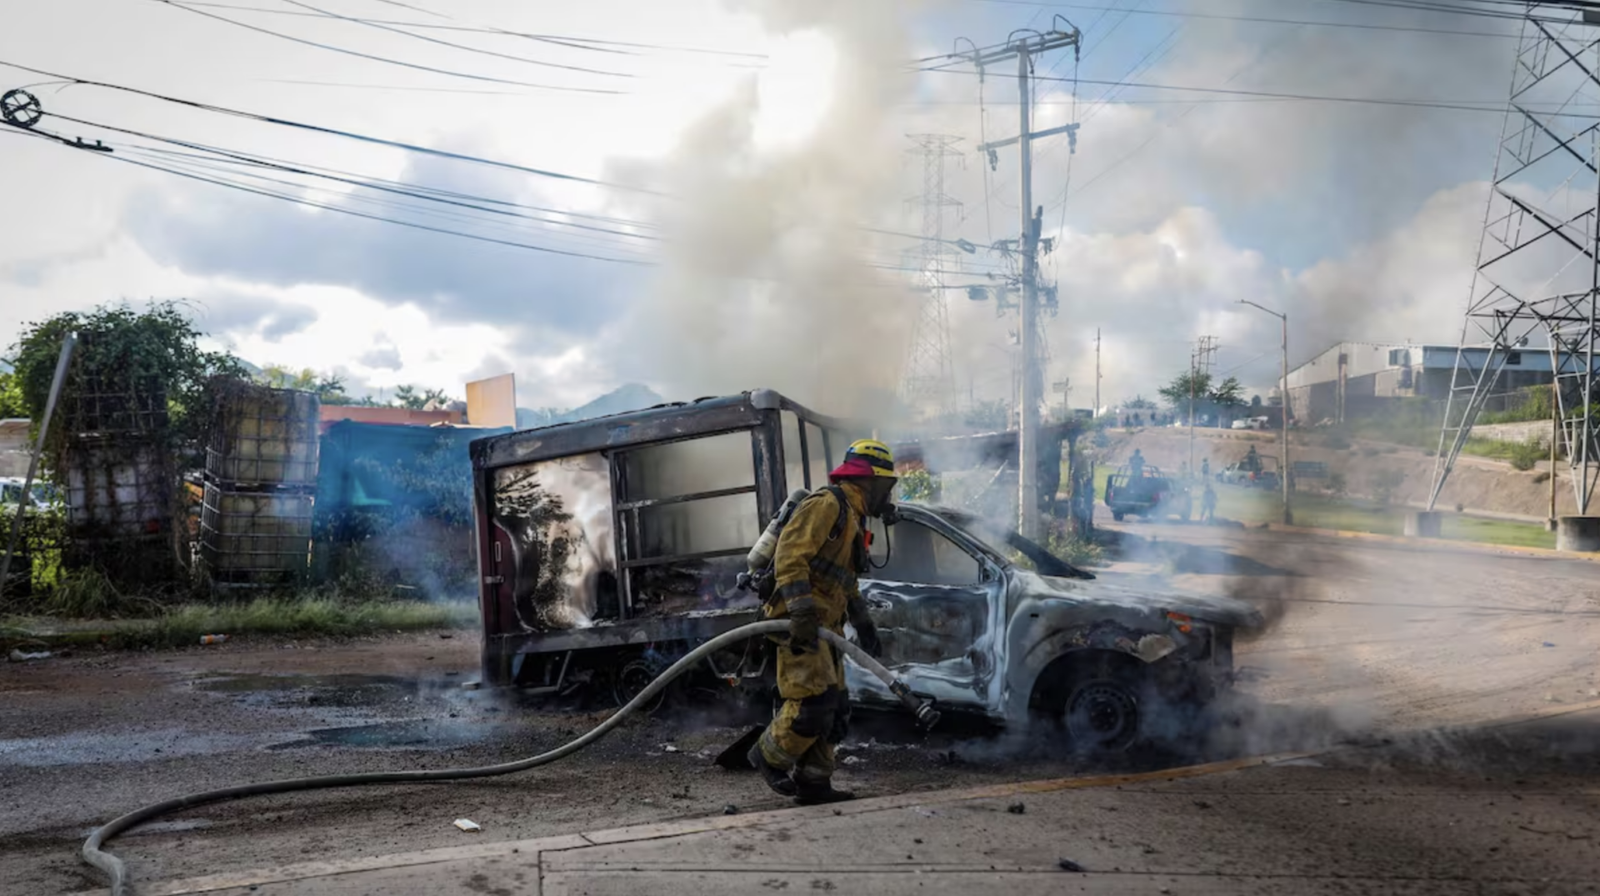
[491,453,615,632]
[471,390,864,684]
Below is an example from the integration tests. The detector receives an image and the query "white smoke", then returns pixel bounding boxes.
[613,0,928,421]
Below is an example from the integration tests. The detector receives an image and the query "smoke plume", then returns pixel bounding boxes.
[616,0,925,420]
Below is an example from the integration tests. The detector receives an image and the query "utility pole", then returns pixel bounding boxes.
[1238,300,1291,524]
[1189,335,1217,477]
[1094,328,1102,419]
[965,23,1082,539]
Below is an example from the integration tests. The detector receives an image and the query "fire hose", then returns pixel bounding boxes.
[82,621,941,896]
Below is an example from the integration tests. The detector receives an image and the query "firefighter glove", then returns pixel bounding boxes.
[847,599,882,659]
[788,602,820,653]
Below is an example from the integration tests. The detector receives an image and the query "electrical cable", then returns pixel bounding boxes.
[177,0,771,59]
[934,0,1525,38]
[916,67,1600,115]
[104,150,657,264]
[273,0,635,78]
[82,623,940,896]
[143,0,631,94]
[0,59,665,195]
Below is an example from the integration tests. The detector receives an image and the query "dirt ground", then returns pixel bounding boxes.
[1097,425,1579,518]
[4,524,1599,895]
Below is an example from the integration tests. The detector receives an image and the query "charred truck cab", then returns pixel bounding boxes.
[469,389,1262,752]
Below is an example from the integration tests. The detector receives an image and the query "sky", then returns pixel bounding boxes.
[0,0,1551,415]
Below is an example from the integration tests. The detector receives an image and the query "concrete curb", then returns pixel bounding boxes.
[1262,521,1600,563]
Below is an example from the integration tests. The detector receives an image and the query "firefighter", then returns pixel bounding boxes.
[750,439,893,805]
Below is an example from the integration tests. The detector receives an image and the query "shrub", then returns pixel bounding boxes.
[1369,469,1406,505]
[1507,441,1544,472]
[1532,470,1552,484]
[1327,472,1348,498]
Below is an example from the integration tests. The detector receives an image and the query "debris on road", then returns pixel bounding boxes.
[199,634,228,646]
[662,744,680,753]
[1007,802,1026,815]
[723,804,739,816]
[842,755,864,766]
[8,649,51,662]
[461,681,481,690]
[1058,858,1086,872]
[453,819,481,833]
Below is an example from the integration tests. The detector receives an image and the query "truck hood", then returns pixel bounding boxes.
[1013,570,1265,629]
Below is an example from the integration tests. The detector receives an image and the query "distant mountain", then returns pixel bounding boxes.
[515,383,666,430]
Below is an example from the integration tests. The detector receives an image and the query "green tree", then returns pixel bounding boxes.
[9,302,244,464]
[0,369,26,419]
[1123,395,1157,411]
[257,366,350,404]
[393,384,424,410]
[1159,370,1213,408]
[1211,375,1246,407]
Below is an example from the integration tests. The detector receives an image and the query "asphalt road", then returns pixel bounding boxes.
[3,524,1597,895]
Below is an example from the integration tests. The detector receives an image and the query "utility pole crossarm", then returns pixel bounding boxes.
[977,122,1080,154]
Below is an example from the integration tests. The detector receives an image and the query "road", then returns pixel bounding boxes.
[3,524,1597,895]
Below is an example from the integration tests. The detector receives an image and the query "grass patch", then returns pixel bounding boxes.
[1462,437,1546,470]
[1213,488,1555,549]
[3,596,478,651]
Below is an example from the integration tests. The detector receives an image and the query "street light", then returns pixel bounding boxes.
[1237,300,1292,525]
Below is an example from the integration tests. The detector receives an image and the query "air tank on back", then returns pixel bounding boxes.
[740,488,810,586]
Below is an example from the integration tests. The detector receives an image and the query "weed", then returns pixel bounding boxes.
[43,568,163,619]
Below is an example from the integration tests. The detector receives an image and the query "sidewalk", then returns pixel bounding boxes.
[147,704,1600,896]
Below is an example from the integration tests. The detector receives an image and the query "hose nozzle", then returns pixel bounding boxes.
[889,680,940,731]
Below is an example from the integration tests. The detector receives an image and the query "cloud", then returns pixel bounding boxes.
[357,344,404,371]
[122,148,649,340]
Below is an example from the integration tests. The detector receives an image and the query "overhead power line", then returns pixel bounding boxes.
[273,0,635,78]
[176,0,770,59]
[918,68,1600,117]
[0,59,663,194]
[143,0,629,94]
[934,0,1522,38]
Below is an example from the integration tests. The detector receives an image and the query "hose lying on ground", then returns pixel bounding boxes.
[83,621,940,896]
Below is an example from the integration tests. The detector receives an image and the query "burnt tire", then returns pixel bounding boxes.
[1064,675,1143,753]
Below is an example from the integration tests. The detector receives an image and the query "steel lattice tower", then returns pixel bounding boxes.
[1430,4,1600,514]
[900,134,964,420]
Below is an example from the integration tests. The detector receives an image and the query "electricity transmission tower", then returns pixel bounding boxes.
[1429,5,1600,517]
[900,134,964,421]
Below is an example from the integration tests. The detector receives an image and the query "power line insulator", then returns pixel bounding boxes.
[1,89,42,129]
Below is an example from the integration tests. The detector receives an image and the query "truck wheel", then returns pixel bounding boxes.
[1112,511,1125,522]
[613,656,669,714]
[1064,675,1142,753]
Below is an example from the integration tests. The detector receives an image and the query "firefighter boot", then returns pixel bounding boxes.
[793,775,855,806]
[748,744,797,797]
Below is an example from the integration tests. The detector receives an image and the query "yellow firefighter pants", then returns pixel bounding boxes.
[757,641,850,781]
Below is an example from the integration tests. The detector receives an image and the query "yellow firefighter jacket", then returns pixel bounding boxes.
[763,481,869,698]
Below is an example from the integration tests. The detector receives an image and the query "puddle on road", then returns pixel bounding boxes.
[271,719,497,751]
[0,729,268,767]
[193,673,419,693]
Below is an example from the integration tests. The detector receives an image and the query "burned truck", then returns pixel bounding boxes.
[469,389,1261,751]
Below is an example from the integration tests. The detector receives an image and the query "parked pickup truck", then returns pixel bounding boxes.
[1104,465,1191,522]
[469,390,1262,752]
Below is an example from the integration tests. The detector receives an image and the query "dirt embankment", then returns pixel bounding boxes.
[1090,426,1573,519]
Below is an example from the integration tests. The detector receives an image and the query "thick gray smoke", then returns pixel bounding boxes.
[617,0,925,421]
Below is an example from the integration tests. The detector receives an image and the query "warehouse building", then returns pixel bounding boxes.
[1285,342,1571,424]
